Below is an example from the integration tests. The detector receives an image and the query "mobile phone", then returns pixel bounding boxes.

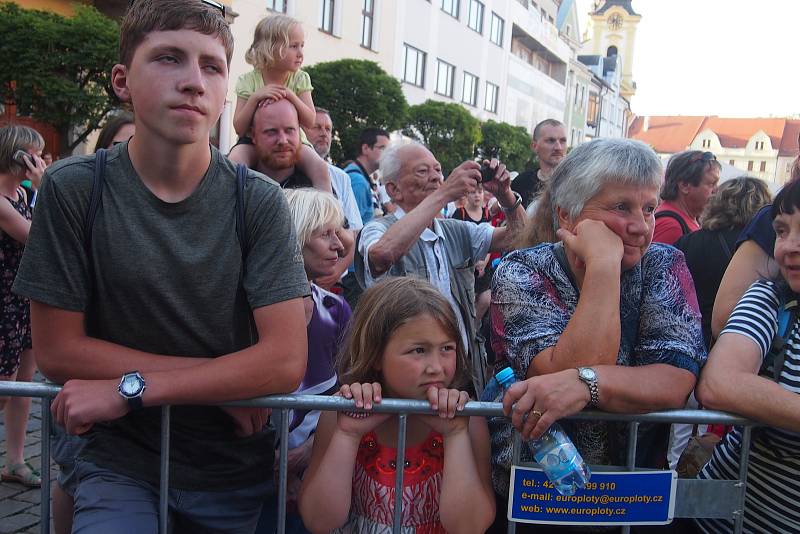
[480,147,500,183]
[13,150,31,168]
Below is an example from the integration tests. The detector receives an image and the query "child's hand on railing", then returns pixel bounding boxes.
[335,382,391,438]
[419,386,470,437]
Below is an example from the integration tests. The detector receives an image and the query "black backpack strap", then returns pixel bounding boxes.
[771,300,798,382]
[85,149,107,258]
[233,164,258,345]
[762,294,799,382]
[655,210,691,236]
[716,232,733,262]
[235,164,248,256]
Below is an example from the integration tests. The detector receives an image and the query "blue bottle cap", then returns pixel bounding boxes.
[495,367,515,386]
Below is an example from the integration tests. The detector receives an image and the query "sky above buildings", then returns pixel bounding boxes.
[576,0,798,118]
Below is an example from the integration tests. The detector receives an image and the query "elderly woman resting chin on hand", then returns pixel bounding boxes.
[484,138,707,503]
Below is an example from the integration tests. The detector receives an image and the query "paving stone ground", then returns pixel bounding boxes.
[0,390,55,534]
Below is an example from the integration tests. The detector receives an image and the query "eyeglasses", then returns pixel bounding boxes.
[691,151,716,163]
[126,0,226,18]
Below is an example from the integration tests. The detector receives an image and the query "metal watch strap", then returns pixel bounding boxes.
[585,379,599,408]
[501,191,522,214]
[578,367,599,407]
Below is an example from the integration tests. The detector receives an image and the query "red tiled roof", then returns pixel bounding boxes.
[629,116,800,157]
[780,120,800,157]
[700,117,785,150]
[628,116,705,154]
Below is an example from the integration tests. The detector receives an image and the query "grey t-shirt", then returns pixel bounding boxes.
[13,142,309,490]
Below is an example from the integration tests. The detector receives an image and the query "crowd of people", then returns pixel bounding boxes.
[1,1,800,533]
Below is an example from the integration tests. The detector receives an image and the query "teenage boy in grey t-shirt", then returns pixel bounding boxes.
[12,1,309,532]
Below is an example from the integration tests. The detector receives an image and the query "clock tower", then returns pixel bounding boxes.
[585,0,641,100]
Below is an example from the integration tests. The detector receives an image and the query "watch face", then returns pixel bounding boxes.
[121,374,143,396]
[579,368,596,381]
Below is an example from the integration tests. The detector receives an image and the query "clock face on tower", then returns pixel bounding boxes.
[608,13,623,30]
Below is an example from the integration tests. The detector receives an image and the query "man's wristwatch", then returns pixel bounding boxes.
[118,371,146,411]
[577,367,599,408]
[501,191,523,214]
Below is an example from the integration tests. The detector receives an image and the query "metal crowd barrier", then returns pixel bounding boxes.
[1,381,757,534]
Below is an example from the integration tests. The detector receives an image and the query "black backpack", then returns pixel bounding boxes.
[655,210,691,237]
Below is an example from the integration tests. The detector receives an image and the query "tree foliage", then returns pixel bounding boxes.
[402,100,482,175]
[479,120,535,174]
[0,3,119,155]
[305,59,408,164]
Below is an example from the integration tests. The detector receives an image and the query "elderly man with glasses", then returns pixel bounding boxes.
[355,142,526,393]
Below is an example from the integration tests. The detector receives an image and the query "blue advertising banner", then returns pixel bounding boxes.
[508,467,677,526]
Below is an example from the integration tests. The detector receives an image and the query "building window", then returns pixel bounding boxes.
[489,12,504,46]
[747,160,754,171]
[587,93,599,125]
[320,0,336,34]
[760,161,767,172]
[267,0,287,12]
[755,140,765,150]
[462,71,478,106]
[435,59,455,98]
[467,0,484,33]
[361,0,375,49]
[484,81,498,112]
[441,0,459,18]
[403,44,426,87]
[729,160,735,166]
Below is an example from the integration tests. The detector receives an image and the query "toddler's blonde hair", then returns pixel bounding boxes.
[245,14,301,70]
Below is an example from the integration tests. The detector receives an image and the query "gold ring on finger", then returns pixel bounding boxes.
[531,410,543,418]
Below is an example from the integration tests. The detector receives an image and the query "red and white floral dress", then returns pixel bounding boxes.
[333,430,446,533]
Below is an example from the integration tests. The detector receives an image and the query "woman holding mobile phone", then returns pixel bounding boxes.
[0,125,45,488]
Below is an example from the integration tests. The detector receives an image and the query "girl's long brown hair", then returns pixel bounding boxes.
[337,277,469,390]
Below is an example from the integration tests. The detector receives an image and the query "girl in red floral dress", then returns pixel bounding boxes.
[299,277,495,533]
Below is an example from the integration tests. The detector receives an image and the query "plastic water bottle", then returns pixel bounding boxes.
[495,367,591,496]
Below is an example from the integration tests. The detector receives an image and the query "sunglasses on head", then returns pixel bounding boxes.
[201,0,225,16]
[127,0,226,17]
[691,151,716,163]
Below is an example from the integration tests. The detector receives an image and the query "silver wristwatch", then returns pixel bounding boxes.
[501,191,523,214]
[577,367,599,408]
[118,371,146,411]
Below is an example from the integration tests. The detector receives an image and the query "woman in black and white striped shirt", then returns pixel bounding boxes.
[695,178,800,533]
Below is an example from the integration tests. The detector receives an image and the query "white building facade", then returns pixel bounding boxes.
[223,0,638,151]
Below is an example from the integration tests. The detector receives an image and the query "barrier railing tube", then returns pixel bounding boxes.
[0,382,761,533]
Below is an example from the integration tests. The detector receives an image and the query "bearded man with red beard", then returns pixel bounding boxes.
[252,99,313,189]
